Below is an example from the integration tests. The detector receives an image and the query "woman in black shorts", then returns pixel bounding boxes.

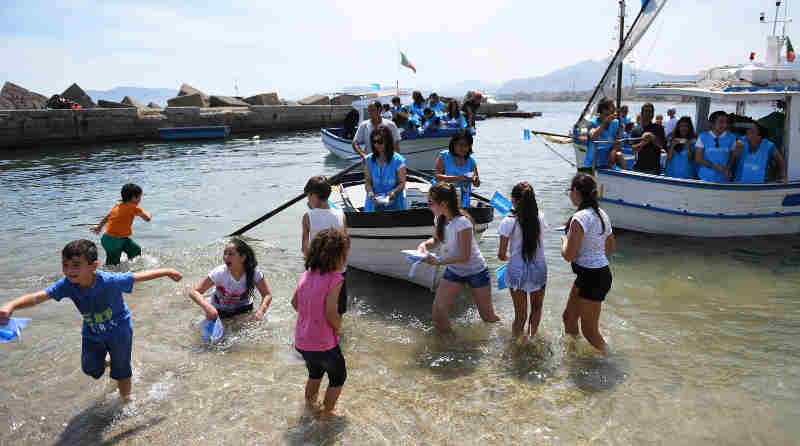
[561,173,616,351]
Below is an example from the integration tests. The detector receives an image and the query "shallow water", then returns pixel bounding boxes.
[1,102,799,445]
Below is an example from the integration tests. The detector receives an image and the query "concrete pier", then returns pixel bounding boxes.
[480,101,518,116]
[0,105,352,149]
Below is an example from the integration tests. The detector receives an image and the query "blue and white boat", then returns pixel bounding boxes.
[567,0,800,237]
[322,93,474,171]
[159,126,230,140]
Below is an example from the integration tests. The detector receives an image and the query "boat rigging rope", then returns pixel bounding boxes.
[535,134,577,168]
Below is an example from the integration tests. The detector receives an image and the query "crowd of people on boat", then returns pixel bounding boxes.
[585,97,787,183]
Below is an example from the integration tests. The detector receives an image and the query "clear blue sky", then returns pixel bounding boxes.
[0,0,792,99]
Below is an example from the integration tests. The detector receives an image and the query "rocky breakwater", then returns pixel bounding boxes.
[0,82,352,149]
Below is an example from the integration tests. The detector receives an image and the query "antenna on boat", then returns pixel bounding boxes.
[761,1,792,64]
[616,0,625,112]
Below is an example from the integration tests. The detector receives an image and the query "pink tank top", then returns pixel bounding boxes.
[294,270,343,351]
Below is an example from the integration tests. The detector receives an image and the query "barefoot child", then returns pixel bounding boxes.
[188,239,272,321]
[292,228,348,415]
[497,181,547,339]
[91,183,152,265]
[418,182,501,332]
[302,176,348,314]
[0,239,182,401]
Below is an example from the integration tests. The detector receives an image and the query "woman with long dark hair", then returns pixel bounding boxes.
[664,116,698,179]
[434,130,480,208]
[364,125,407,211]
[561,174,615,351]
[497,181,547,338]
[418,182,500,332]
[443,100,467,129]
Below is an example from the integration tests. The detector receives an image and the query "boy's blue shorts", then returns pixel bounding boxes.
[81,322,133,380]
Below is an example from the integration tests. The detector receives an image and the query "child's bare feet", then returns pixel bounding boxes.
[305,399,322,412]
[320,407,339,418]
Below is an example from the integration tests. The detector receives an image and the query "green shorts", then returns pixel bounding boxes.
[101,233,141,265]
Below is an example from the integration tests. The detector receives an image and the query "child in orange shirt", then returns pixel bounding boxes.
[91,184,152,265]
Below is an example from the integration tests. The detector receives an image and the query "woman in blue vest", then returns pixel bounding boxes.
[586,97,625,169]
[408,90,427,122]
[664,116,698,179]
[434,129,480,208]
[364,125,407,211]
[695,111,741,182]
[732,123,786,183]
[443,100,467,129]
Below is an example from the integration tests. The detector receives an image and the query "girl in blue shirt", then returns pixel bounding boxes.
[664,116,698,179]
[435,130,480,208]
[695,111,741,182]
[443,100,467,129]
[732,123,786,183]
[364,125,407,211]
[587,97,625,169]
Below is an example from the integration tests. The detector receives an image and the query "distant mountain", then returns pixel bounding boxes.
[86,86,176,107]
[434,80,501,98]
[496,59,695,95]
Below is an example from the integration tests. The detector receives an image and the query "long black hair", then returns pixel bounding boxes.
[670,116,696,152]
[448,128,473,158]
[430,182,471,242]
[369,125,396,163]
[446,100,461,120]
[565,173,605,234]
[511,182,540,262]
[230,238,258,299]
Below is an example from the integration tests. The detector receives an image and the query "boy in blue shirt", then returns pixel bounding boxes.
[0,239,182,401]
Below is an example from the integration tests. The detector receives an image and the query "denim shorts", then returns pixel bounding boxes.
[505,257,547,293]
[443,267,491,289]
[82,322,133,380]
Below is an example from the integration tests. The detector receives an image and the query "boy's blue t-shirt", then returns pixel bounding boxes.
[46,270,134,340]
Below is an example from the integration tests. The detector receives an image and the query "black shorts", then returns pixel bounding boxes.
[218,303,253,319]
[338,271,348,314]
[571,263,612,302]
[296,345,347,387]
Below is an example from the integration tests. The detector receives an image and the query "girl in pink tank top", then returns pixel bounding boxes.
[292,228,349,416]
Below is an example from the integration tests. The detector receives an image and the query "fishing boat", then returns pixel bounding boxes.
[329,171,494,290]
[322,93,475,171]
[158,126,230,140]
[562,0,800,237]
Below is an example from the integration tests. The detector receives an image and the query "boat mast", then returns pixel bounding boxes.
[616,0,625,112]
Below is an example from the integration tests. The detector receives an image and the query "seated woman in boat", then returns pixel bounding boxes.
[664,116,698,180]
[381,103,392,120]
[731,123,787,183]
[586,97,626,169]
[422,107,441,133]
[434,129,480,208]
[408,91,427,122]
[695,111,741,183]
[618,105,630,127]
[443,100,467,129]
[621,121,634,155]
[426,92,445,115]
[364,125,407,211]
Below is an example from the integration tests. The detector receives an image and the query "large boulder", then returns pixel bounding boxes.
[331,94,358,105]
[0,82,48,110]
[209,95,249,107]
[244,92,280,105]
[178,83,205,97]
[167,93,209,107]
[61,83,95,108]
[147,102,162,109]
[298,94,330,106]
[98,99,135,108]
[121,96,146,108]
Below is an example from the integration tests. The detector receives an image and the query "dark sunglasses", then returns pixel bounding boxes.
[714,137,719,147]
[372,138,384,145]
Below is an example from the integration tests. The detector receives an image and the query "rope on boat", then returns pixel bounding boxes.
[535,134,577,168]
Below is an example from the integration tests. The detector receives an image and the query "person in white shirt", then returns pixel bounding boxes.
[561,173,616,352]
[664,107,678,137]
[418,182,501,332]
[352,100,401,160]
[302,176,349,314]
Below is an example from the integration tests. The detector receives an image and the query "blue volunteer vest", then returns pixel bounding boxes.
[585,117,619,168]
[365,152,407,211]
[697,131,737,182]
[735,139,776,183]
[664,140,697,179]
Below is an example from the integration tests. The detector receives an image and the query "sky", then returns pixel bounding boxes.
[0,0,794,99]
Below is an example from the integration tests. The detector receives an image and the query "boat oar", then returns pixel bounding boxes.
[405,167,492,204]
[528,129,644,145]
[228,160,362,236]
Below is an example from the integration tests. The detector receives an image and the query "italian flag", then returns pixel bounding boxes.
[788,37,796,63]
[400,51,416,73]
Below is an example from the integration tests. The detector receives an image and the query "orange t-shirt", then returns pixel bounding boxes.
[104,202,144,238]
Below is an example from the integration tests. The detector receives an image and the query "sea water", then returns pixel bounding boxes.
[0,102,798,445]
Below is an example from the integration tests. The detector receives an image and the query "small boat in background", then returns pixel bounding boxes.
[158,126,230,140]
[330,171,494,290]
